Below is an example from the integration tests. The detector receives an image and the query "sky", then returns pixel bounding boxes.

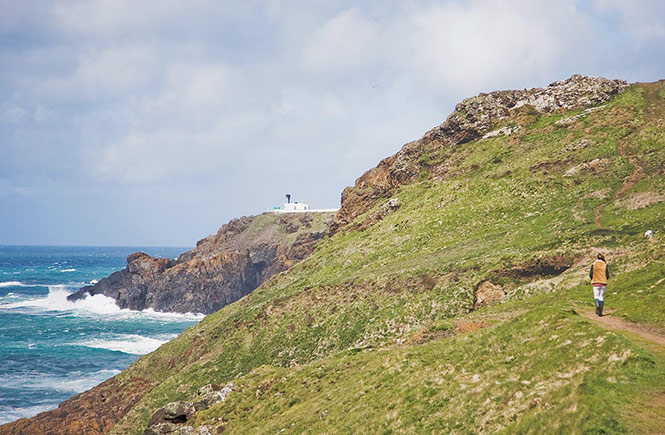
[1,0,664,247]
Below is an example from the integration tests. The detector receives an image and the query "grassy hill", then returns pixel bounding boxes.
[5,78,665,434]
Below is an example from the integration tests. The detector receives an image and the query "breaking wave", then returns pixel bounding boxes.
[78,334,176,355]
[0,404,55,425]
[2,369,122,394]
[0,281,29,288]
[0,287,204,320]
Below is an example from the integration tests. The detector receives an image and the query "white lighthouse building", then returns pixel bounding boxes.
[272,194,338,214]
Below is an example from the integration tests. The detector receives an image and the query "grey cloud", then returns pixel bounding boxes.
[1,0,664,245]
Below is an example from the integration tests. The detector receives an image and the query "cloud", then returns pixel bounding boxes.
[302,8,381,72]
[297,1,593,97]
[397,1,587,94]
[35,44,161,103]
[1,0,664,245]
[594,0,665,41]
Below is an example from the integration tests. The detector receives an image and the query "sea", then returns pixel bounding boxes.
[0,245,204,425]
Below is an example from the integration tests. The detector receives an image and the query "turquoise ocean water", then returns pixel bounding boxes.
[0,245,202,424]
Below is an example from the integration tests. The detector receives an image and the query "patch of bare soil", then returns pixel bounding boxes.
[493,255,572,281]
[616,191,665,210]
[616,138,646,198]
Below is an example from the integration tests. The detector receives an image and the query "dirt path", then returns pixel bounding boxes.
[616,137,645,198]
[593,204,608,229]
[579,310,665,348]
[580,308,665,432]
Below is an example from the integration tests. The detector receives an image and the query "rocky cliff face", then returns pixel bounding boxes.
[330,75,628,233]
[68,212,334,314]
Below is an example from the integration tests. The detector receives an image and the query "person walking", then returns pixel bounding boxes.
[590,253,610,316]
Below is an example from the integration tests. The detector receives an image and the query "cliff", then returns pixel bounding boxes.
[68,212,334,314]
[4,76,665,434]
[330,75,627,233]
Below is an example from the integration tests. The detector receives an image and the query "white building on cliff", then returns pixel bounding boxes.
[272,194,338,213]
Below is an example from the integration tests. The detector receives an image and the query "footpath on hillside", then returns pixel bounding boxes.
[579,309,665,431]
[594,82,665,230]
[579,310,665,349]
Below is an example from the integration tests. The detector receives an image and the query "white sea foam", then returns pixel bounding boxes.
[0,286,204,321]
[60,268,77,272]
[1,286,118,314]
[39,369,122,392]
[0,281,28,288]
[79,334,175,355]
[1,369,122,395]
[0,404,56,425]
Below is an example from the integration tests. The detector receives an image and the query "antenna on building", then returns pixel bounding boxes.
[286,193,291,204]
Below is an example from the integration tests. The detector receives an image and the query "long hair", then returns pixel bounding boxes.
[597,253,605,262]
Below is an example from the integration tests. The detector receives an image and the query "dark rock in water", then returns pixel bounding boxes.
[67,212,334,314]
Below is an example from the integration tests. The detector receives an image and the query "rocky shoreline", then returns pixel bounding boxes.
[68,212,335,314]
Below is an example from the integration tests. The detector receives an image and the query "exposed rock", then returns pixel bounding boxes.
[554,105,605,126]
[67,212,334,314]
[146,402,195,434]
[563,158,611,177]
[482,125,521,139]
[162,401,195,423]
[330,75,627,233]
[584,188,611,199]
[127,252,170,279]
[561,139,591,154]
[144,424,210,435]
[474,280,505,308]
[145,422,182,435]
[144,423,212,435]
[146,385,231,435]
[386,198,400,209]
[194,383,233,411]
[617,191,665,210]
[358,198,401,231]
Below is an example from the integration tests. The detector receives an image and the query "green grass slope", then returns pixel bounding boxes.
[111,81,665,434]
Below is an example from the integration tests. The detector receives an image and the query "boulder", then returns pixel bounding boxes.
[148,401,195,427]
[474,280,505,308]
[144,422,181,435]
[194,383,234,411]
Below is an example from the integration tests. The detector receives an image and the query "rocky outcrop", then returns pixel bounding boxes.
[67,212,334,314]
[0,375,152,435]
[330,75,628,233]
[145,384,232,435]
[473,280,505,309]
